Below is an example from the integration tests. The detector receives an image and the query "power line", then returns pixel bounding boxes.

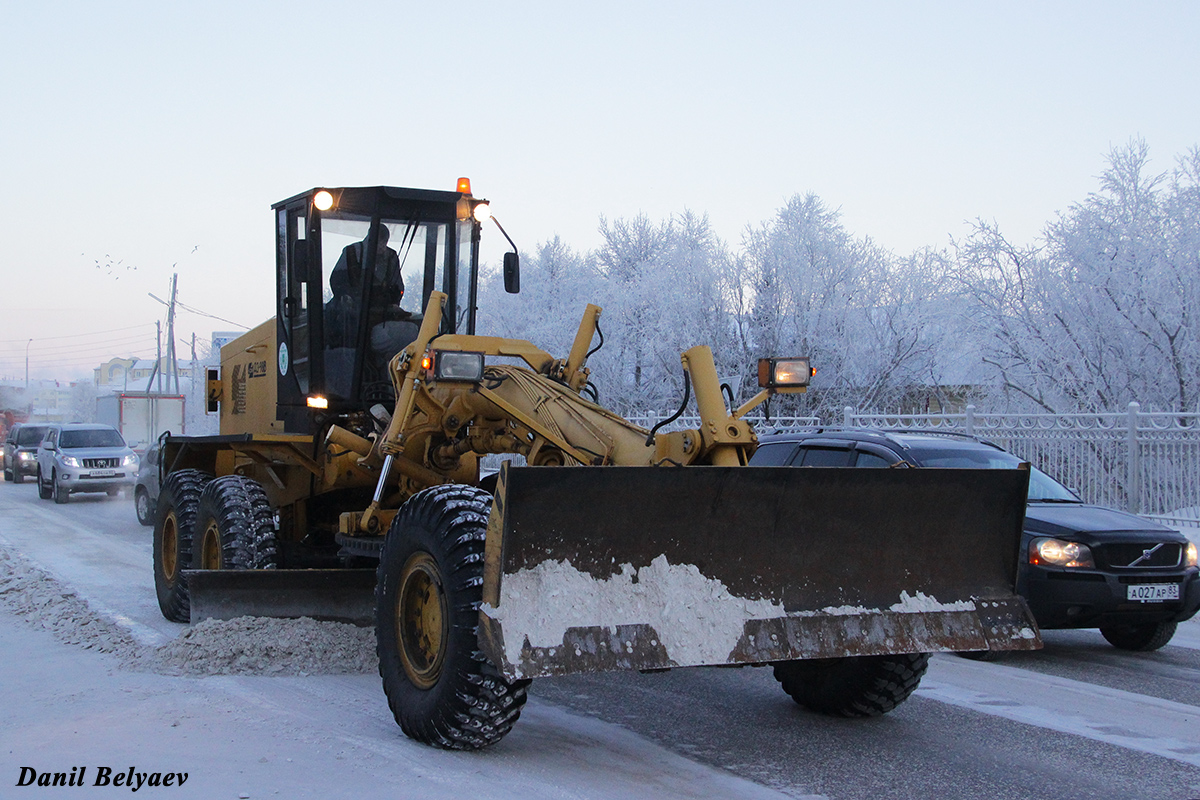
[0,323,154,345]
[10,334,157,356]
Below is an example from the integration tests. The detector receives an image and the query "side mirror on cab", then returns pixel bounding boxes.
[503,251,520,294]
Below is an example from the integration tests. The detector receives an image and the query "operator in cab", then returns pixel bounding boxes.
[324,226,419,392]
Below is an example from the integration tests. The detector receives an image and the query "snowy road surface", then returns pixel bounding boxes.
[1,484,1198,799]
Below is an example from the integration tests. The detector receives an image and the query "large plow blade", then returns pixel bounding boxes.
[479,463,1039,681]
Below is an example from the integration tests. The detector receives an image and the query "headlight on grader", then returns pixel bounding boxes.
[758,357,813,389]
[431,350,485,382]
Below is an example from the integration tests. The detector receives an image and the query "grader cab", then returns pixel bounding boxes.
[153,182,1040,751]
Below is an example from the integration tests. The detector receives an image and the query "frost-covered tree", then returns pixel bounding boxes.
[476,236,599,356]
[738,194,956,417]
[956,140,1200,412]
[588,211,738,413]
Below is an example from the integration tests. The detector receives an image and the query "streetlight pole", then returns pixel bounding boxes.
[25,338,31,389]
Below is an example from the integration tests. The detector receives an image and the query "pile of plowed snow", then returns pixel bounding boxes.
[0,542,377,676]
[150,615,377,676]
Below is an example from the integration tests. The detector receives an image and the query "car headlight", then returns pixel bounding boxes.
[1030,537,1094,568]
[123,454,138,467]
[18,451,34,461]
[1186,541,1198,568]
[61,455,81,468]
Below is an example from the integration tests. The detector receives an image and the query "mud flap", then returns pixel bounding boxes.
[478,464,1040,681]
[185,569,377,626]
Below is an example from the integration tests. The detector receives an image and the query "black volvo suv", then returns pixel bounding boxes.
[751,429,1200,652]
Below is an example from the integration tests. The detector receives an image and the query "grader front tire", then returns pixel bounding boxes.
[773,652,931,717]
[376,485,530,750]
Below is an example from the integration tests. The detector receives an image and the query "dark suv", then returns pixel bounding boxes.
[751,429,1200,652]
[3,423,51,484]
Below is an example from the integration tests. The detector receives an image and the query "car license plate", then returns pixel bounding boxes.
[1127,584,1180,602]
[88,470,117,478]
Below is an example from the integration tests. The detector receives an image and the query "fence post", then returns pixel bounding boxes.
[965,404,975,436]
[844,406,854,428]
[1126,402,1141,514]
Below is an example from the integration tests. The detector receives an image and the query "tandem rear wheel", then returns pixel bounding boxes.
[375,484,530,750]
[152,470,212,623]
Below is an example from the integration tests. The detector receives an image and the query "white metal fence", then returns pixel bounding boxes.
[558,404,1200,529]
[624,413,820,434]
[842,403,1200,528]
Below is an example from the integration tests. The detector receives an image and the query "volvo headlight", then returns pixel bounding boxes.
[1030,537,1094,568]
[61,455,81,468]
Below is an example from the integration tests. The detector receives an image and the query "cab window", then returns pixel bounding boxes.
[751,443,798,466]
[853,450,896,468]
[796,447,852,467]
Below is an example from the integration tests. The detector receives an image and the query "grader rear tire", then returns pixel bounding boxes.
[376,485,530,750]
[773,652,930,717]
[153,469,211,623]
[192,476,278,571]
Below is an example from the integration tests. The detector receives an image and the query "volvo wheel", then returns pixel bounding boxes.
[1100,621,1177,651]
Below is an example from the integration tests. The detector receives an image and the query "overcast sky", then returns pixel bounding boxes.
[2,1,1198,381]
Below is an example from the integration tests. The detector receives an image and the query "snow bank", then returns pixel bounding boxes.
[149,616,376,676]
[0,539,139,656]
[0,541,377,676]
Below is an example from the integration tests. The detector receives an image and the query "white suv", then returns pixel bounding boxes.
[37,424,138,504]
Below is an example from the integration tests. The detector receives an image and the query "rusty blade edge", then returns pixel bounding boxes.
[479,601,1041,681]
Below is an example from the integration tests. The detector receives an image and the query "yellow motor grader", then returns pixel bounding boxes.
[152,181,1039,750]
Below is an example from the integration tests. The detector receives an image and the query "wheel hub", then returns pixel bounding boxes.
[200,520,222,569]
[396,552,448,689]
[161,513,178,580]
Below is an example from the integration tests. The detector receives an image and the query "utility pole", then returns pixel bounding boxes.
[149,321,162,394]
[166,273,179,394]
[25,338,31,389]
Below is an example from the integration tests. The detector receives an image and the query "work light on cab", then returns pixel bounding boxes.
[430,351,485,382]
[313,190,334,211]
[758,357,813,390]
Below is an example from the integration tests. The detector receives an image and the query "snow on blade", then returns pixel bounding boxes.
[889,591,976,614]
[483,555,978,669]
[485,554,788,668]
